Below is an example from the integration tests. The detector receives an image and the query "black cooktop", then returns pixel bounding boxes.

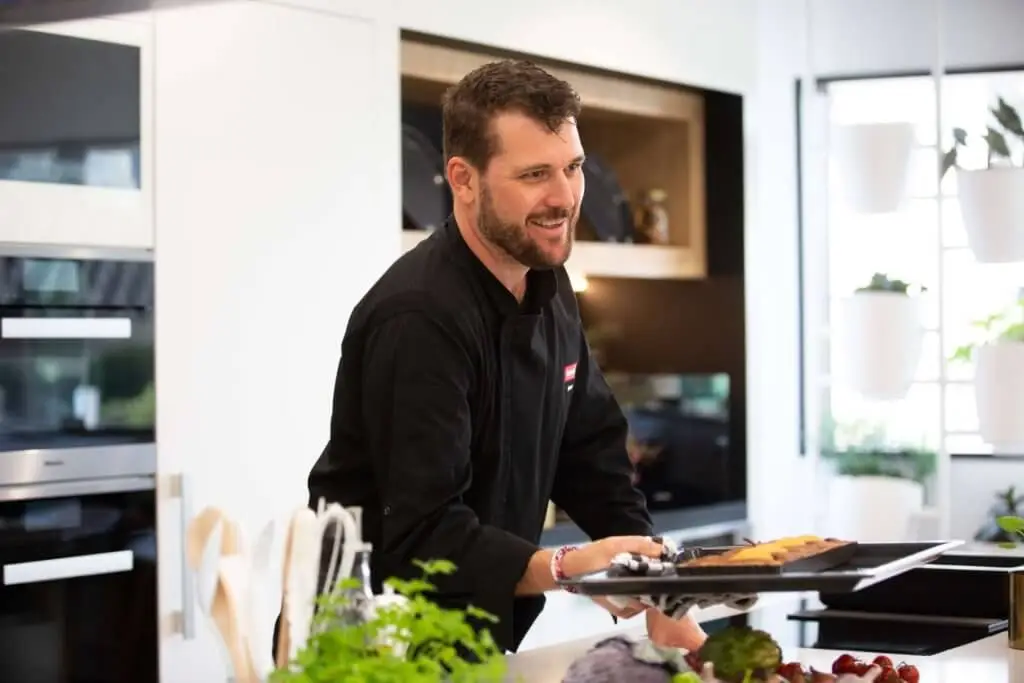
[704,597,1005,657]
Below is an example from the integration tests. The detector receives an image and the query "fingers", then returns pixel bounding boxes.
[612,535,666,558]
[593,596,647,619]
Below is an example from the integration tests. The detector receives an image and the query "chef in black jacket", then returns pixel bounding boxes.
[306,58,707,654]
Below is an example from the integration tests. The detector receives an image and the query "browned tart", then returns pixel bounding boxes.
[678,535,852,568]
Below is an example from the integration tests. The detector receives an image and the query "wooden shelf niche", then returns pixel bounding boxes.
[399,37,707,280]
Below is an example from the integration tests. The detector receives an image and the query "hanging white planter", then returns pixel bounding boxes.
[823,475,925,542]
[974,341,1024,452]
[835,291,924,400]
[957,167,1024,263]
[832,122,916,214]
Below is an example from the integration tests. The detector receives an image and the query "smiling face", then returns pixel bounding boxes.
[441,59,584,273]
[472,112,585,269]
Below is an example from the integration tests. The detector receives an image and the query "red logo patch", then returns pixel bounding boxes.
[563,363,577,383]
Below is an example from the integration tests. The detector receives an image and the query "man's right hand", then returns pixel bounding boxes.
[561,535,665,577]
[561,535,666,619]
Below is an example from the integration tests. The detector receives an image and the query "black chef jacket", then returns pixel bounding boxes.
[307,217,653,653]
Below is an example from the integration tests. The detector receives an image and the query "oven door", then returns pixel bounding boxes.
[0,476,157,683]
[0,252,154,485]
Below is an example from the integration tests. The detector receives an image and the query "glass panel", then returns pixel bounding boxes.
[945,382,979,433]
[942,248,1024,364]
[828,76,936,145]
[0,30,141,189]
[0,487,157,681]
[0,259,154,452]
[946,433,993,456]
[830,382,941,450]
[828,200,939,299]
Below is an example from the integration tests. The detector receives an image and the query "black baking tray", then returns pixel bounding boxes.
[672,541,859,575]
[559,540,964,596]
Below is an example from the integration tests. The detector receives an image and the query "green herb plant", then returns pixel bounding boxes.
[819,417,936,484]
[270,559,508,683]
[855,272,926,295]
[941,96,1024,178]
[950,297,1024,363]
[996,514,1024,549]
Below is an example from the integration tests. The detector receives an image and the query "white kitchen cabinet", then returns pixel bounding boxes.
[0,16,154,249]
[152,2,399,681]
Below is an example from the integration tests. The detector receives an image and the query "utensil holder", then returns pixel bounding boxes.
[1010,570,1024,650]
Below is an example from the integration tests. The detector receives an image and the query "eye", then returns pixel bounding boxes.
[567,161,583,173]
[521,169,548,181]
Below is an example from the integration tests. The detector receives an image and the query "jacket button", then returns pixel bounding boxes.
[383,505,391,516]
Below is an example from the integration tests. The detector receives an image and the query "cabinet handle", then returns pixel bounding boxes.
[171,473,196,640]
[1,317,132,339]
[3,550,134,585]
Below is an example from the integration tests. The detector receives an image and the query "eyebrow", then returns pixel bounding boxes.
[515,154,586,176]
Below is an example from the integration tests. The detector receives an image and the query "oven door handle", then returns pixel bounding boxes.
[3,550,134,586]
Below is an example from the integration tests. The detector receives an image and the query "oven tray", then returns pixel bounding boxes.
[670,541,859,576]
[559,540,964,597]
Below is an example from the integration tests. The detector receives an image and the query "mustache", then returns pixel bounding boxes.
[528,207,574,222]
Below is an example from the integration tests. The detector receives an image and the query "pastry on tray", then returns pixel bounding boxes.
[677,535,852,568]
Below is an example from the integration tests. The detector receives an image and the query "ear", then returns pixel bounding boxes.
[446,157,478,204]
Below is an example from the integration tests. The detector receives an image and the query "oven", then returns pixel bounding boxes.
[0,475,158,682]
[0,248,154,487]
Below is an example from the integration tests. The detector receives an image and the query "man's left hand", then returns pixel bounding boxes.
[645,608,707,651]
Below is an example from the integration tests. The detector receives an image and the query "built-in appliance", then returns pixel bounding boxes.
[710,551,1018,656]
[0,475,158,682]
[0,22,152,249]
[0,248,154,486]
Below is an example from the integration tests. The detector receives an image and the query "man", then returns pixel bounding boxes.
[307,59,706,654]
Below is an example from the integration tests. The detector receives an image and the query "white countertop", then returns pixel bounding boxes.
[506,592,1024,682]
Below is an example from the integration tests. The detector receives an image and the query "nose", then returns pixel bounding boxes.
[545,172,576,209]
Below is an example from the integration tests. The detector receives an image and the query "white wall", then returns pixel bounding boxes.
[809,0,1024,76]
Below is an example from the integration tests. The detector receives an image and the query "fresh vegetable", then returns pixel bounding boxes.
[695,627,783,682]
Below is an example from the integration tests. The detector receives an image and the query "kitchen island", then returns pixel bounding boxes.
[506,593,1024,682]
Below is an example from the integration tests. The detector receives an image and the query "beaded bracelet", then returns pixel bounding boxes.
[550,544,579,593]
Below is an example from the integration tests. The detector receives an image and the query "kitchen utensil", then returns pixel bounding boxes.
[245,521,277,679]
[282,507,320,662]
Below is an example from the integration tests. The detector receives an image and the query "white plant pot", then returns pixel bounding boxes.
[832,122,915,213]
[835,292,924,400]
[824,475,924,542]
[974,342,1024,451]
[957,167,1024,263]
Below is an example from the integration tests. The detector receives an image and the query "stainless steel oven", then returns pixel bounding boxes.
[0,475,158,682]
[0,247,154,487]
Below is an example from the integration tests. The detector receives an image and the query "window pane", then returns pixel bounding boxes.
[945,382,979,433]
[828,201,939,300]
[828,77,936,145]
[939,198,968,249]
[904,147,941,199]
[942,249,1024,380]
[830,382,940,449]
[946,433,993,456]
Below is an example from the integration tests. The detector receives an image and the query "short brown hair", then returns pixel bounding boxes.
[441,59,582,171]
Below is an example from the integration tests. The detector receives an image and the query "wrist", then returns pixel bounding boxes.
[551,544,580,593]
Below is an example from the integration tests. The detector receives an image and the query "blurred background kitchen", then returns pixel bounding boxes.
[1,0,1023,680]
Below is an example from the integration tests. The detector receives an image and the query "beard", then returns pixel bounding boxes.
[477,183,576,270]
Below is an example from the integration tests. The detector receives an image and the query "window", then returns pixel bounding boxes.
[813,70,1024,456]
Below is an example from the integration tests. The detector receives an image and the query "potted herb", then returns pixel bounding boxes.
[941,96,1024,263]
[950,297,1024,452]
[271,559,507,683]
[835,273,926,400]
[975,486,1024,544]
[831,121,916,213]
[820,419,936,542]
